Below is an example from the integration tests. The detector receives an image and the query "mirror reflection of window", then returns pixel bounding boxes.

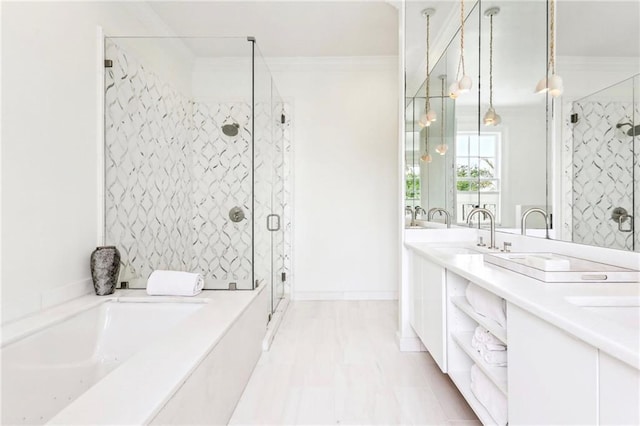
[456,132,501,223]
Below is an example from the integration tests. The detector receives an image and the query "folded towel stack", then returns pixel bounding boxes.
[465,282,507,328]
[146,270,204,296]
[471,326,508,367]
[470,364,508,425]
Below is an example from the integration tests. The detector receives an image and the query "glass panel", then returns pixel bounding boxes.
[104,37,254,290]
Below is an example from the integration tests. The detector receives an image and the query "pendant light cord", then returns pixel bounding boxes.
[549,0,555,74]
[441,77,446,136]
[489,13,494,108]
[460,0,466,76]
[425,13,431,111]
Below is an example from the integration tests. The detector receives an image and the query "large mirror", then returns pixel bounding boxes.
[477,1,548,235]
[405,1,481,227]
[405,0,639,252]
[553,2,640,252]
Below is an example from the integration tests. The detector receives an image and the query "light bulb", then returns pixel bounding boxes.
[448,82,460,99]
[535,76,548,94]
[458,75,473,92]
[435,144,448,155]
[426,108,437,123]
[420,153,432,163]
[418,113,430,128]
[548,74,564,97]
[483,107,497,126]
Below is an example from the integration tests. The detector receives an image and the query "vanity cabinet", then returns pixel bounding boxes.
[507,303,598,425]
[408,252,447,372]
[599,352,640,425]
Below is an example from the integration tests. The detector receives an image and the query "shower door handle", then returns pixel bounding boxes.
[267,214,281,232]
[618,215,634,233]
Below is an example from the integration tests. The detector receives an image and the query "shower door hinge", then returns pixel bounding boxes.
[104,59,113,68]
[570,113,579,124]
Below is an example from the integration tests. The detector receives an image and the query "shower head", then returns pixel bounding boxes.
[615,122,640,137]
[221,122,240,137]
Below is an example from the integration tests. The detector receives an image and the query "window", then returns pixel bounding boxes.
[456,132,501,223]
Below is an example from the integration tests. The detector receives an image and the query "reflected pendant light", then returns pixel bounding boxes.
[450,0,472,99]
[483,7,502,126]
[436,75,449,155]
[419,8,437,128]
[535,0,563,97]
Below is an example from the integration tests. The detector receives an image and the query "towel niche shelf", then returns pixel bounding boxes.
[452,331,508,395]
[448,370,501,426]
[450,296,507,344]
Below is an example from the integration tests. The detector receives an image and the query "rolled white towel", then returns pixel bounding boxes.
[470,364,508,425]
[465,283,507,328]
[473,326,506,352]
[479,346,508,366]
[146,270,204,296]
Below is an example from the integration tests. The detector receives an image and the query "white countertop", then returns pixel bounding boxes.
[405,241,640,370]
[2,287,265,425]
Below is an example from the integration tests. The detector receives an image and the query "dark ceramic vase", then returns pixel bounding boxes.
[90,246,121,296]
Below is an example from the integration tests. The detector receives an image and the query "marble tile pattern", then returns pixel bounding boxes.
[105,40,194,283]
[191,101,253,288]
[229,301,480,425]
[570,101,639,251]
[105,40,293,290]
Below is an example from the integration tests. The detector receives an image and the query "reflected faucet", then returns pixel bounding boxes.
[405,206,416,226]
[521,208,549,239]
[428,208,451,228]
[467,207,498,249]
[415,206,427,220]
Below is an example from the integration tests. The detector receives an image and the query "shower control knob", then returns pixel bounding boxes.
[229,207,245,223]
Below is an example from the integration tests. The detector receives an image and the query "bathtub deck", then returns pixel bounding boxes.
[2,287,267,425]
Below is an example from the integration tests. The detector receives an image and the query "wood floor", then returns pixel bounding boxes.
[229,300,480,425]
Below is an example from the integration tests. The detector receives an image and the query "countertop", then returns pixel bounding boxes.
[405,241,640,370]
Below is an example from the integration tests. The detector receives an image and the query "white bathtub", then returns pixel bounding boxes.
[1,287,268,425]
[1,300,205,424]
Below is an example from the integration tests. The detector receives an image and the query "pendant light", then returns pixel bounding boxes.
[436,75,449,155]
[535,0,563,97]
[419,8,437,128]
[483,7,502,126]
[450,0,472,99]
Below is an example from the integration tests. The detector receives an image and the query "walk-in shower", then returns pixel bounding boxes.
[570,73,639,251]
[103,36,291,314]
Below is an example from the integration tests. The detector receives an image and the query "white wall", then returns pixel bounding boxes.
[269,57,400,300]
[1,2,189,323]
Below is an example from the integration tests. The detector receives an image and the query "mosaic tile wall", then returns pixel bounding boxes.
[568,100,639,251]
[105,40,292,290]
[104,40,194,284]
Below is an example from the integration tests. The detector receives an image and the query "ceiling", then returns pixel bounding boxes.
[147,1,399,57]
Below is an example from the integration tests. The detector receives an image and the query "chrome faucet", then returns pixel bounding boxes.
[467,207,498,250]
[521,208,549,239]
[427,208,451,228]
[405,206,416,226]
[415,206,427,220]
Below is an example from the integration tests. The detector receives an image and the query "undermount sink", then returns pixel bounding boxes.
[565,296,640,329]
[431,247,482,255]
[484,252,640,283]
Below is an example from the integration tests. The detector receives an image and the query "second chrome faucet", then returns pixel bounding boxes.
[467,207,498,250]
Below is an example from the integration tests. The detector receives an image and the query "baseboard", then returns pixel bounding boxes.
[396,331,426,352]
[294,291,398,301]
